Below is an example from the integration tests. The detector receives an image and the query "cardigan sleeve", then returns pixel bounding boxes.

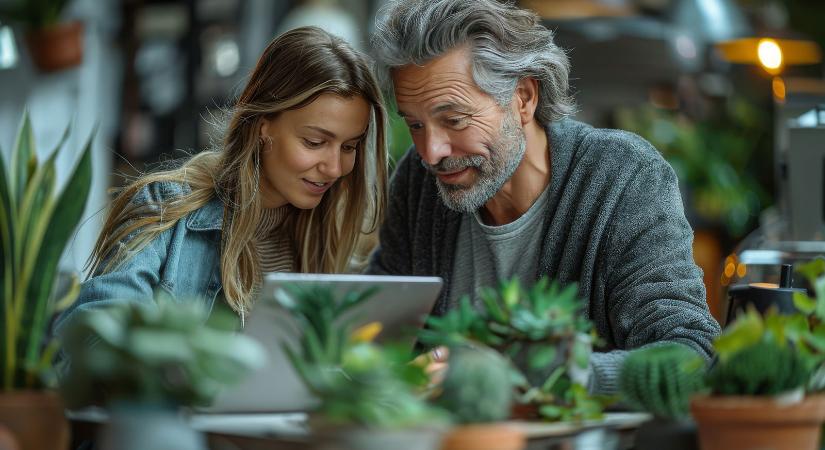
[589,155,720,394]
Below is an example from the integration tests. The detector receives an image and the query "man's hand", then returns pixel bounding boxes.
[423,346,450,387]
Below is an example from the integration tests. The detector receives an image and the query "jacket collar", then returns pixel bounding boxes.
[185,196,224,231]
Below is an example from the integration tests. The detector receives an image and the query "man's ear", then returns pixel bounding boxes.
[514,77,539,125]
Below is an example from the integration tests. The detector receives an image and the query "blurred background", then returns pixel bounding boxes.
[0,0,823,321]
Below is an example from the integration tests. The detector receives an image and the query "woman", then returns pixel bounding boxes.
[57,27,388,328]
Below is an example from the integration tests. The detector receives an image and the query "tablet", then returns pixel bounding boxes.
[204,273,443,413]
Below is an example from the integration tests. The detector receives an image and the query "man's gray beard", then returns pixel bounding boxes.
[428,111,527,213]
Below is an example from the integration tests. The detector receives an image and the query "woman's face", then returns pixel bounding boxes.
[258,93,370,209]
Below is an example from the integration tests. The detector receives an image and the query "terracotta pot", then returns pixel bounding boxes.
[0,391,69,450]
[24,21,83,72]
[0,424,20,450]
[690,394,825,450]
[440,424,525,450]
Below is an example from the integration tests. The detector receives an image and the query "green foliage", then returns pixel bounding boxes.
[59,299,266,409]
[436,345,513,424]
[420,277,604,422]
[614,98,769,237]
[0,0,71,29]
[707,338,811,396]
[387,109,413,171]
[277,284,446,428]
[275,284,378,373]
[619,344,706,419]
[0,111,93,390]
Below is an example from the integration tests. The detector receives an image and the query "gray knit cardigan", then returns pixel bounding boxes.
[368,118,721,394]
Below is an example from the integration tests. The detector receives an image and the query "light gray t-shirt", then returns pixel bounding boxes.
[449,184,552,306]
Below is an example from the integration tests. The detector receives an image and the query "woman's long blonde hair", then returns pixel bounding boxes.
[88,27,389,313]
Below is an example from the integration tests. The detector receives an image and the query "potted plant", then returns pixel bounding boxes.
[276,284,448,450]
[619,343,705,450]
[419,277,606,422]
[59,298,266,450]
[0,112,92,450]
[0,0,83,72]
[436,344,525,450]
[689,309,825,450]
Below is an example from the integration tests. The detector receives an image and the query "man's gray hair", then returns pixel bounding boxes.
[371,0,575,123]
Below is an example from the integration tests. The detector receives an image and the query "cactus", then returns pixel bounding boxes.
[620,343,706,419]
[437,345,513,424]
[707,339,811,396]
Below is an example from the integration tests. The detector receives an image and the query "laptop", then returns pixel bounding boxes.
[203,273,443,413]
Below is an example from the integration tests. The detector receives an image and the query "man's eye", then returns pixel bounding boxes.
[445,116,468,128]
[303,139,323,148]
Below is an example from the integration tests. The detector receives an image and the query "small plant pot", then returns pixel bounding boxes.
[690,394,825,450]
[440,424,526,450]
[24,21,84,72]
[0,424,19,450]
[0,390,69,450]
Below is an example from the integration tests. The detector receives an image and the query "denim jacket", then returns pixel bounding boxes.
[54,182,225,333]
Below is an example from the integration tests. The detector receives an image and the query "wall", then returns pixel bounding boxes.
[0,0,121,277]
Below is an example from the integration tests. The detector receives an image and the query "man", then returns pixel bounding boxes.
[368,0,721,394]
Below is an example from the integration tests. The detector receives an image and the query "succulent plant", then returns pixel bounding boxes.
[619,343,706,419]
[420,277,603,421]
[436,345,513,424]
[277,284,446,428]
[707,339,811,396]
[59,299,266,409]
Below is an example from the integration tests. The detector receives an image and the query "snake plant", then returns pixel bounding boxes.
[1,111,93,390]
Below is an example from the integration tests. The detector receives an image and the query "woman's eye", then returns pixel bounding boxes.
[406,122,423,132]
[342,143,358,153]
[303,138,323,148]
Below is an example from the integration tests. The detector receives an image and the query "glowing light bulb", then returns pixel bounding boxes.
[758,39,783,72]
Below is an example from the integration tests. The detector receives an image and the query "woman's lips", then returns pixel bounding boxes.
[302,179,333,194]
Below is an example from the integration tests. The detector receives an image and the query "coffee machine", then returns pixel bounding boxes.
[725,264,807,325]
[722,89,825,325]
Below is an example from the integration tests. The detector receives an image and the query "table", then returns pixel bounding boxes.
[70,409,651,450]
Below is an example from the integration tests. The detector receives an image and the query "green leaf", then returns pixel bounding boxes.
[481,288,508,323]
[22,129,94,376]
[713,310,764,362]
[816,277,825,321]
[797,259,825,287]
[10,111,35,205]
[794,291,817,315]
[527,345,556,370]
[129,329,194,363]
[502,278,520,308]
[0,141,15,389]
[539,404,563,420]
[572,336,591,369]
[541,366,566,392]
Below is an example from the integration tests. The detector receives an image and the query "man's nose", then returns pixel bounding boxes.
[419,127,452,166]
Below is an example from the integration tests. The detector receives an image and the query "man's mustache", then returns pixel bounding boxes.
[423,155,486,174]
